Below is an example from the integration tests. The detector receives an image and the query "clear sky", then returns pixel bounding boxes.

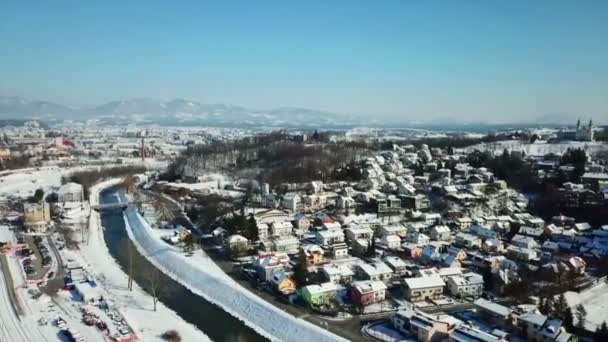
[1,1,607,123]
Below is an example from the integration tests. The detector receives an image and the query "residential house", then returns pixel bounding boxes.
[282,193,301,212]
[455,217,473,231]
[447,272,484,298]
[417,267,463,282]
[404,276,446,301]
[293,213,311,230]
[423,213,442,225]
[392,309,453,342]
[421,245,443,263]
[299,244,325,267]
[519,226,544,239]
[474,299,515,329]
[253,252,290,282]
[381,234,401,249]
[351,280,388,307]
[315,229,345,246]
[271,270,296,295]
[511,234,538,249]
[256,223,269,240]
[270,221,293,237]
[383,256,409,276]
[483,239,504,254]
[507,245,538,262]
[567,256,586,275]
[345,226,373,244]
[271,236,299,253]
[455,233,482,249]
[430,225,452,241]
[408,231,431,246]
[470,225,498,240]
[379,224,407,238]
[356,261,393,281]
[300,282,338,306]
[402,242,423,258]
[320,263,354,284]
[322,221,342,231]
[329,242,349,259]
[517,312,574,342]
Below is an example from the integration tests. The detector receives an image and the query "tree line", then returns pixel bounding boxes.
[62,165,146,199]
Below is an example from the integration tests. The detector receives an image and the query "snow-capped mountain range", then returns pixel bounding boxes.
[0,96,359,127]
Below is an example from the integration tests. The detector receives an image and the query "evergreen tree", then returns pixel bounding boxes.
[248,215,258,241]
[553,294,568,319]
[538,296,547,314]
[575,304,587,329]
[595,321,608,341]
[563,307,574,330]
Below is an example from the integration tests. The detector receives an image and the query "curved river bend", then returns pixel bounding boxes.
[99,186,267,342]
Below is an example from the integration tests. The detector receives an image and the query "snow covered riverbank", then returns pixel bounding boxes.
[123,197,349,342]
[83,179,211,342]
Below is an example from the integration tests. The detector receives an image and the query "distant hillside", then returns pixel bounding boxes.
[0,96,359,128]
[0,119,49,129]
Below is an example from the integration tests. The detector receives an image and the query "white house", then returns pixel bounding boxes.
[320,263,354,284]
[380,235,401,249]
[356,261,393,281]
[270,221,293,237]
[315,229,345,246]
[455,233,481,249]
[430,225,451,241]
[58,182,84,203]
[282,193,301,212]
[447,272,484,298]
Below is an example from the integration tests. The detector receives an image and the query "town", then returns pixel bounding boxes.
[0,118,606,342]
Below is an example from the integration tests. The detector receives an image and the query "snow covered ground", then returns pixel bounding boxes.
[457,140,608,157]
[80,179,211,342]
[564,282,608,330]
[0,224,106,342]
[123,198,349,342]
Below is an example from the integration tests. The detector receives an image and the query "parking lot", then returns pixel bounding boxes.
[17,234,52,282]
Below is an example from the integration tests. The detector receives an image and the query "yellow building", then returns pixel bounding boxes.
[23,202,51,232]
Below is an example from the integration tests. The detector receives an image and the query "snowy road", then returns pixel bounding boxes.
[123,201,349,342]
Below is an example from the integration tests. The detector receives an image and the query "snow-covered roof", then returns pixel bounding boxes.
[404,276,445,289]
[474,298,512,318]
[302,282,337,295]
[352,280,387,294]
[58,182,83,194]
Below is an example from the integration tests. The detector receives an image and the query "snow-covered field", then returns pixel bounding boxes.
[123,199,349,342]
[82,179,211,342]
[565,282,608,330]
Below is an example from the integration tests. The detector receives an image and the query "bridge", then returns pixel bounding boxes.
[91,200,150,212]
[91,202,130,211]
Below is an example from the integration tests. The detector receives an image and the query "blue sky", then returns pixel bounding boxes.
[1,1,607,123]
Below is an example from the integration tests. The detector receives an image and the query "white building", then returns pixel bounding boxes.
[270,221,293,237]
[315,229,345,246]
[447,272,484,298]
[282,193,301,212]
[58,182,85,203]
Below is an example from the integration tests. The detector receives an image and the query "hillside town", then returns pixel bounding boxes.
[0,120,607,342]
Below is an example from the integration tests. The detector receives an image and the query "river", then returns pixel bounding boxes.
[99,185,267,342]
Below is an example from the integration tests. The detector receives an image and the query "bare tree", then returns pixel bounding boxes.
[142,262,168,311]
[127,241,135,291]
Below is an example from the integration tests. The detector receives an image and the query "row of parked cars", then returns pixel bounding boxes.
[19,235,53,277]
[33,236,52,267]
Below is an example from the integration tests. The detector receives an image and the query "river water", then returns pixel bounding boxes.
[99,186,267,342]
